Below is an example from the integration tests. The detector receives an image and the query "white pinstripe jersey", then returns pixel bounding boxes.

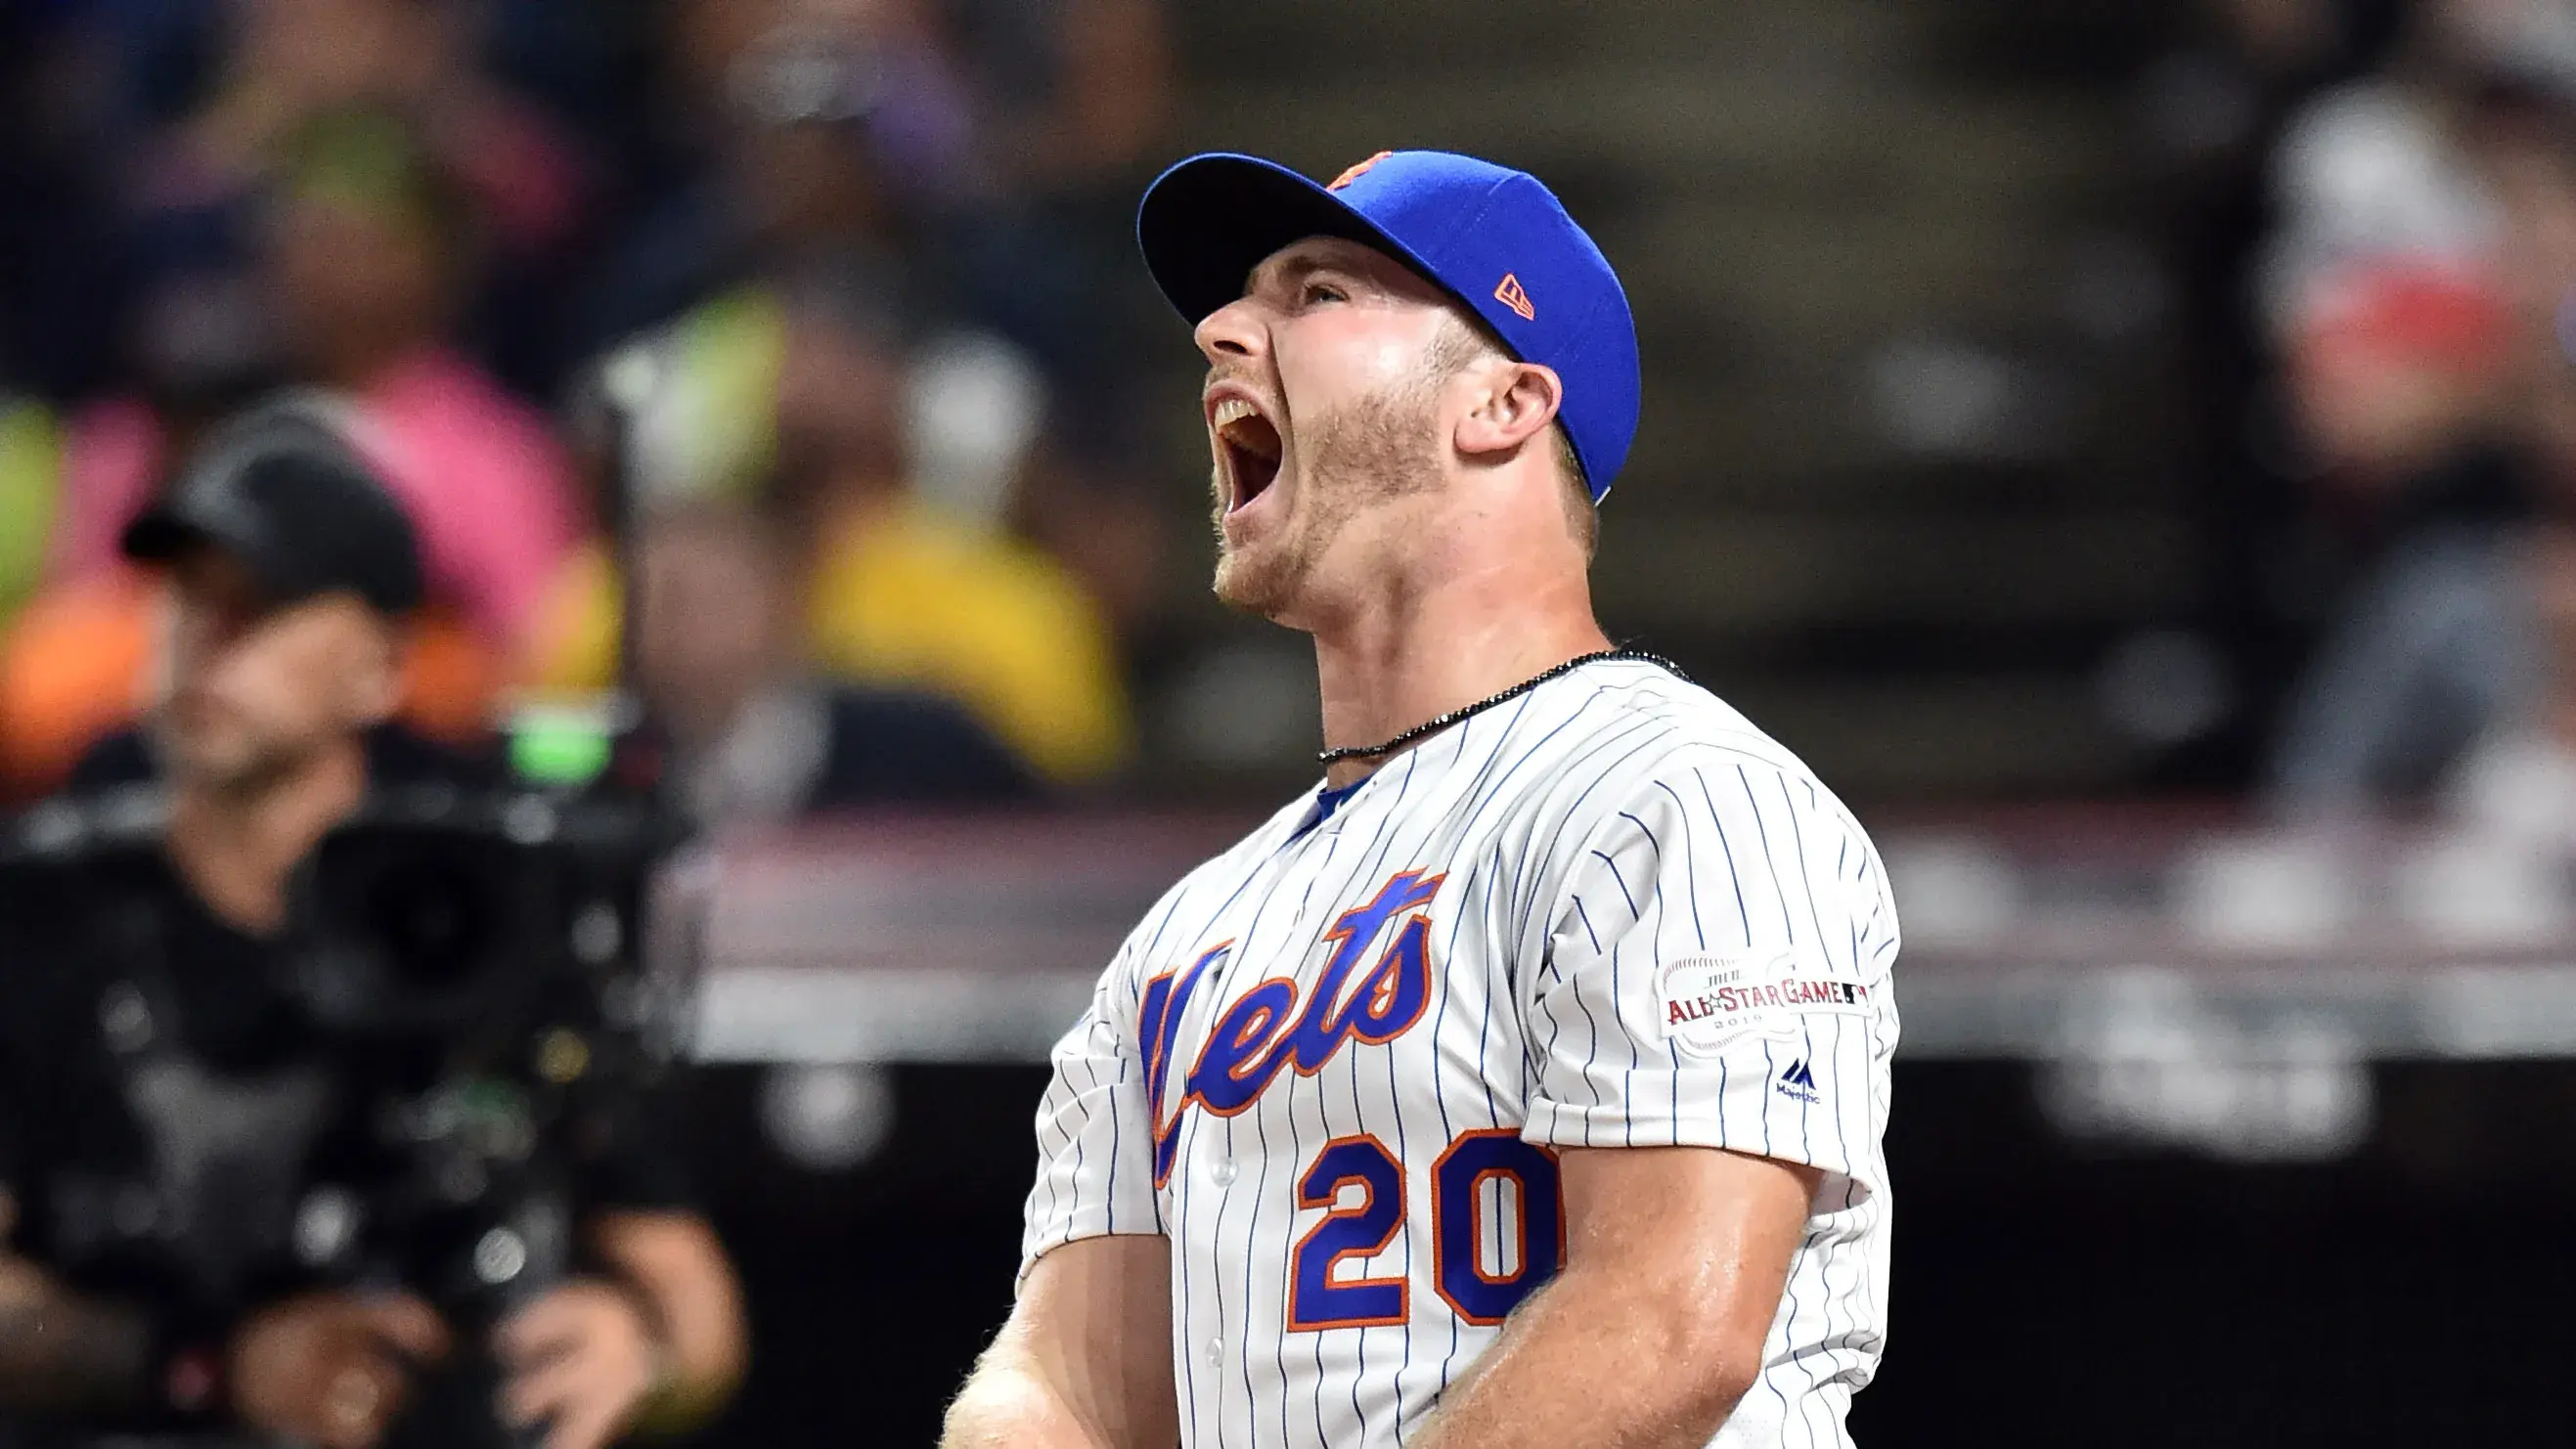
[1021,659,1899,1448]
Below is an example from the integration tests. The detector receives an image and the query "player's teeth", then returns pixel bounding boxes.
[1213,398,1256,428]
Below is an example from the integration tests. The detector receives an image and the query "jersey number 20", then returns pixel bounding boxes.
[1288,1128,1564,1332]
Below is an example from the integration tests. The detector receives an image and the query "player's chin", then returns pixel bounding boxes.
[1211,461,1304,606]
[1211,546,1276,613]
[1211,534,1306,618]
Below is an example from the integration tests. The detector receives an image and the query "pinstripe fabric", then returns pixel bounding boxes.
[1019,661,1899,1447]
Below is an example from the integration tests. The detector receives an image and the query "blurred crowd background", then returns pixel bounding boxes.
[0,0,1176,814]
[7,0,2576,838]
[10,0,2576,1444]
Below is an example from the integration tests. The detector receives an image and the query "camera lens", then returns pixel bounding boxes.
[361,857,495,989]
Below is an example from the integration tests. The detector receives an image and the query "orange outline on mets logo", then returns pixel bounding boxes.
[1142,870,1445,1187]
[1493,273,1535,321]
[1328,151,1395,191]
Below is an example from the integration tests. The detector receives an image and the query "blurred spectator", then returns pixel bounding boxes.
[595,269,1170,640]
[576,0,1169,383]
[2292,259,2516,470]
[0,0,1164,801]
[953,0,1171,191]
[42,110,581,642]
[0,107,585,793]
[0,390,504,799]
[138,0,586,251]
[931,0,1173,373]
[2117,0,2416,786]
[569,0,951,519]
[573,0,945,361]
[2446,512,2576,855]
[633,500,1035,826]
[270,110,581,643]
[1009,424,1174,646]
[0,8,130,400]
[2257,68,2499,341]
[777,282,1132,783]
[2264,495,2532,812]
[535,277,1133,785]
[2256,0,2576,316]
[2263,55,2576,811]
[552,0,1176,715]
[71,0,591,394]
[2262,261,2532,807]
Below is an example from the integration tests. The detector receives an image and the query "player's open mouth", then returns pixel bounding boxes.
[1213,397,1284,514]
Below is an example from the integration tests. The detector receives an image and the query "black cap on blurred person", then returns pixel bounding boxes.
[120,398,424,617]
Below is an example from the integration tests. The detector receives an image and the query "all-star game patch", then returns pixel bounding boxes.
[1657,954,1872,1058]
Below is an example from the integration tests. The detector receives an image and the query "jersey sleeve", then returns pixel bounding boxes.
[1016,933,1166,1285]
[1520,752,1900,1203]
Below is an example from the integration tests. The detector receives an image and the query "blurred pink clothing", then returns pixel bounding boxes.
[53,350,580,648]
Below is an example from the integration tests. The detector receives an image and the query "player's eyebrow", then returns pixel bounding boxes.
[1243,250,1358,301]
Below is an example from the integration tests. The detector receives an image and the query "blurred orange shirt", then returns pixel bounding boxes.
[0,569,500,794]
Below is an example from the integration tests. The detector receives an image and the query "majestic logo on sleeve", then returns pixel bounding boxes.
[1775,1057,1822,1105]
[1659,954,1871,1058]
[1139,870,1443,1186]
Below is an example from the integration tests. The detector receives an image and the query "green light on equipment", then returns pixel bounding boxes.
[507,696,629,787]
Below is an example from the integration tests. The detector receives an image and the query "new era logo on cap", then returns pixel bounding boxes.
[1136,148,1643,499]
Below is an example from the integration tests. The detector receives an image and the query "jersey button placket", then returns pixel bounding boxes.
[1208,1158,1237,1187]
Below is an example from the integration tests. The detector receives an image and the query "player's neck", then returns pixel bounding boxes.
[1310,564,1610,787]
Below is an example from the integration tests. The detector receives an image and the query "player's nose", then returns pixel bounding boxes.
[1194,295,1267,367]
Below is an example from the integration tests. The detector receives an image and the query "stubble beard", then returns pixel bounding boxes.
[1210,383,1446,620]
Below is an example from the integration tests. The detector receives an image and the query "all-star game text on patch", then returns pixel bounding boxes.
[1658,954,1874,1059]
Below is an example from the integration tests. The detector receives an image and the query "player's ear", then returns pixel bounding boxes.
[1454,360,1565,465]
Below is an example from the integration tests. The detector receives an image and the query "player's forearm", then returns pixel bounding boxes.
[940,1356,1123,1449]
[1411,1264,1759,1449]
[944,1236,1178,1449]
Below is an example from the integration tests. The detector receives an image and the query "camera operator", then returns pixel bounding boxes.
[0,403,746,1449]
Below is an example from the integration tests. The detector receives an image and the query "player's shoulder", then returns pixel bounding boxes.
[1530,659,1819,784]
[1101,792,1316,979]
[1514,660,1868,846]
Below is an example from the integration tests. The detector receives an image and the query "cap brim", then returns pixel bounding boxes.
[119,505,308,603]
[117,508,213,566]
[1138,154,1448,327]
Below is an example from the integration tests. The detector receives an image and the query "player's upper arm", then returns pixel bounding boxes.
[1521,749,1898,1205]
[1561,1144,1819,1414]
[944,1235,1177,1449]
[1018,929,1168,1285]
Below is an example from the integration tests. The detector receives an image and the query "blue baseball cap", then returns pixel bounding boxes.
[1137,149,1641,501]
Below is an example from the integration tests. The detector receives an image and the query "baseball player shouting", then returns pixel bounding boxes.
[942,149,1899,1449]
